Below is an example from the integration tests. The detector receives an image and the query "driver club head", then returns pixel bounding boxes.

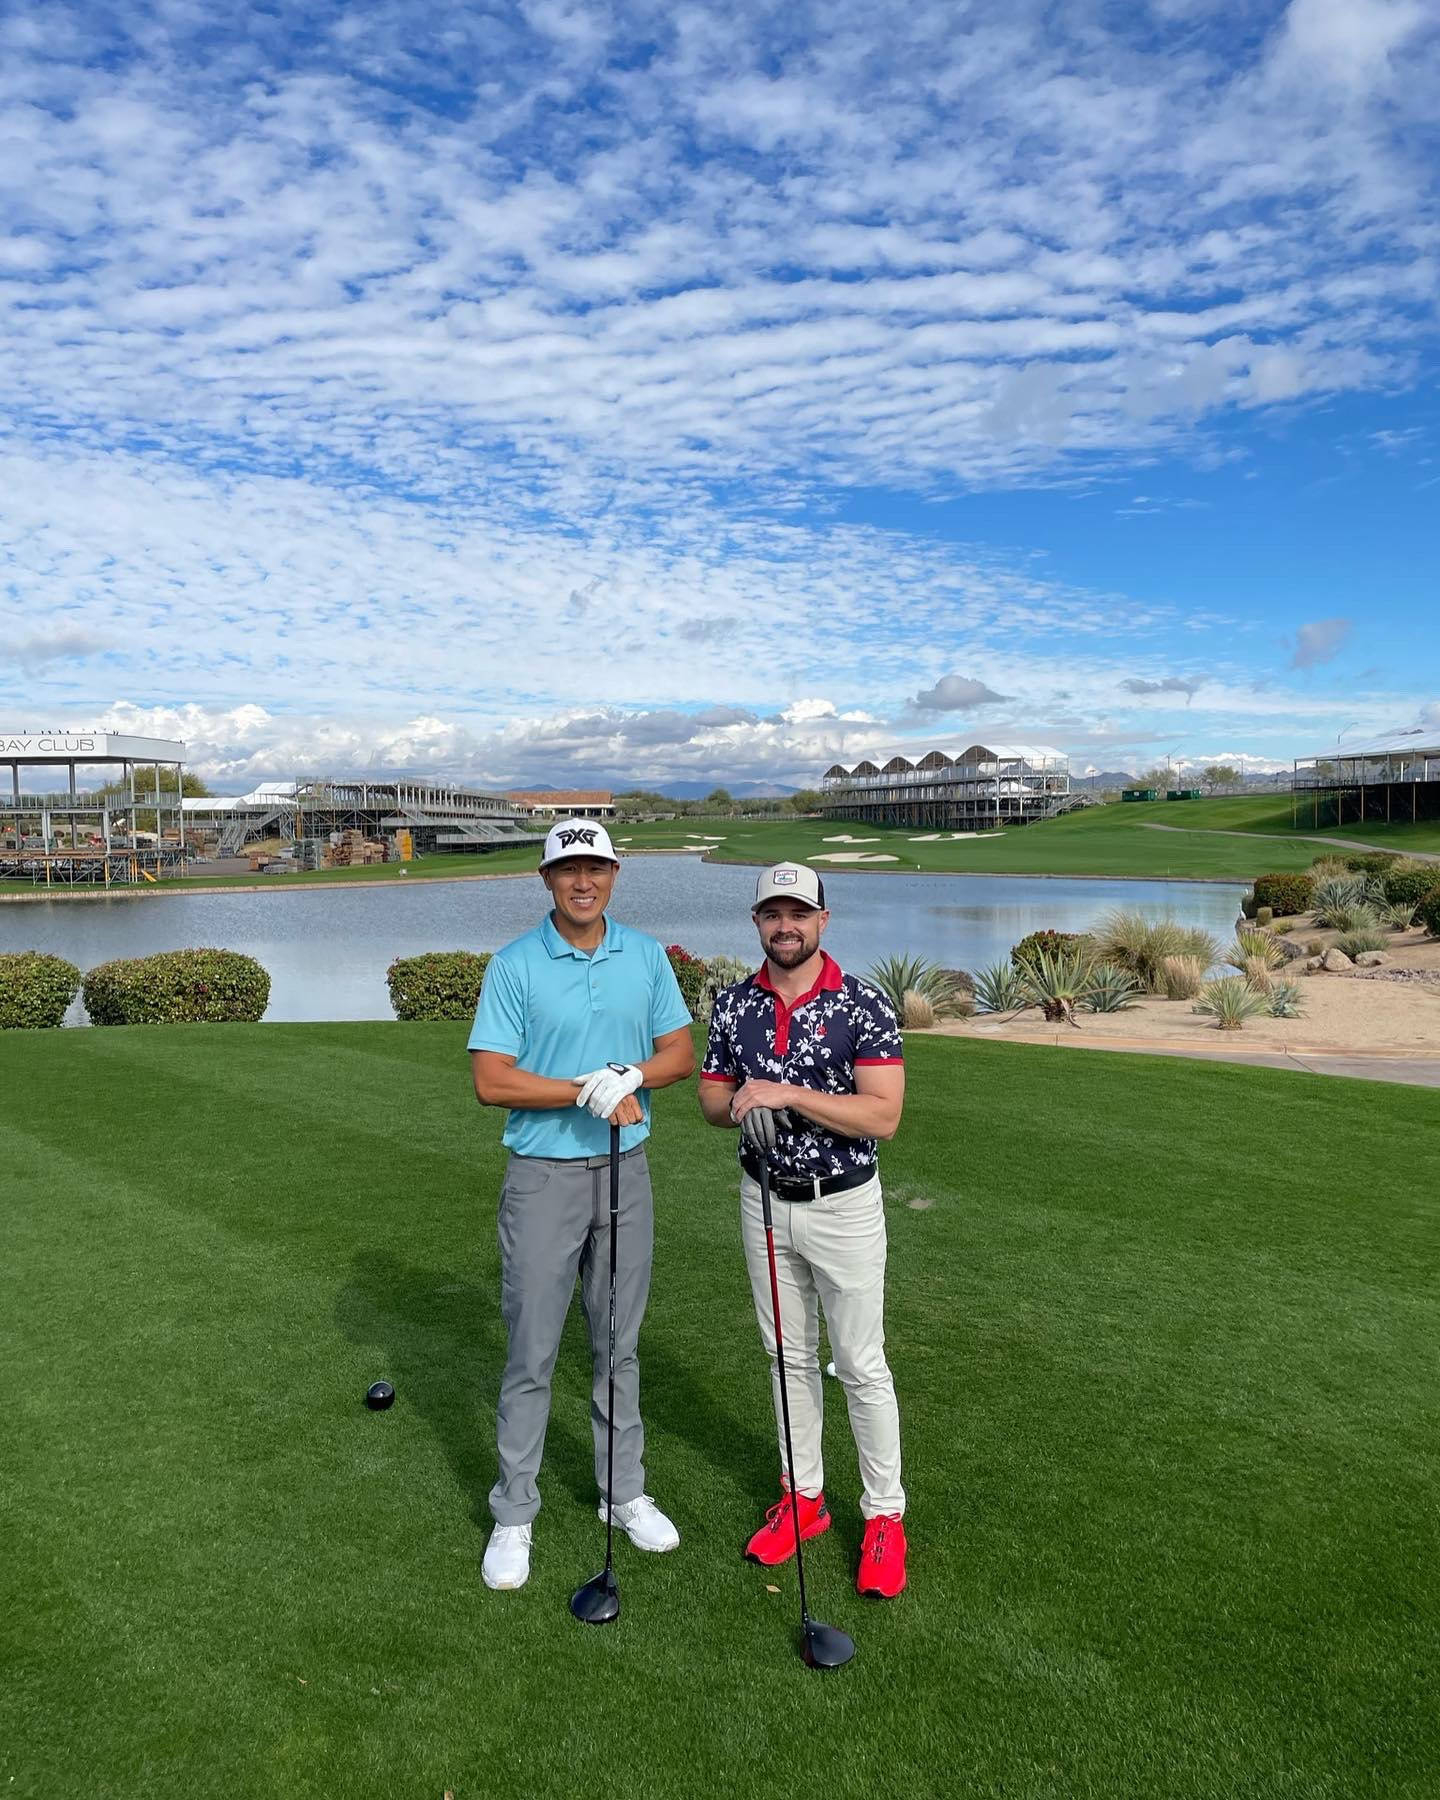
[802,1619,856,1669]
[570,1569,620,1626]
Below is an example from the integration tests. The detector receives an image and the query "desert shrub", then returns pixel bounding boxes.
[702,954,753,1008]
[973,961,1030,1013]
[1383,863,1440,908]
[386,950,492,1021]
[1019,946,1094,1025]
[83,949,270,1025]
[1327,902,1382,934]
[1010,930,1091,971]
[1225,929,1286,976]
[0,952,82,1029]
[1418,890,1440,937]
[1159,954,1206,1000]
[1192,976,1269,1030]
[1272,918,1294,935]
[665,945,709,1014]
[1379,900,1418,931]
[1242,954,1275,992]
[1309,876,1365,924]
[1267,981,1305,1018]
[1306,938,1326,956]
[1082,963,1143,1012]
[1342,851,1399,873]
[1093,911,1220,993]
[1309,856,1351,880]
[1333,929,1386,959]
[899,988,936,1028]
[866,953,963,1017]
[1252,872,1314,917]
[1254,905,1273,927]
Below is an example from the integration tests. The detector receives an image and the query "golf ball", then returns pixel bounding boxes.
[365,1380,396,1410]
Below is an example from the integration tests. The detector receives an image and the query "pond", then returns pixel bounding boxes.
[1,855,1244,1023]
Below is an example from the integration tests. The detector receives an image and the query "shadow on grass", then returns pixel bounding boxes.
[334,1249,598,1529]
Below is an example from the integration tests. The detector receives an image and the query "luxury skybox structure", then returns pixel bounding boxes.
[820,743,1075,829]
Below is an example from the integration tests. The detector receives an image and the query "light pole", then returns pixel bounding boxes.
[1335,721,1359,828]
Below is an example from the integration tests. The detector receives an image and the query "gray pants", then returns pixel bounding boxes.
[490,1147,655,1526]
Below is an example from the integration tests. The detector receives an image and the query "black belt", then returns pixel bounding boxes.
[740,1151,876,1204]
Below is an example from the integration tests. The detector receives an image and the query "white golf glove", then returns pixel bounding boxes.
[574,1062,644,1119]
[735,1104,795,1153]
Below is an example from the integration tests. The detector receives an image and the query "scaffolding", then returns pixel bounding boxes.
[0,730,187,886]
[820,743,1074,828]
[1291,731,1440,829]
[184,776,544,857]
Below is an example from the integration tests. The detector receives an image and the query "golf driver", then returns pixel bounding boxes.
[571,1118,622,1626]
[757,1161,855,1671]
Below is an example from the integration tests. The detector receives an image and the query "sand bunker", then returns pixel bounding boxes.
[685,834,726,840]
[909,832,980,841]
[808,851,901,864]
[823,834,881,844]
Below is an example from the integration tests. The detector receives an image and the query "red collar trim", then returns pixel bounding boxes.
[754,952,843,1056]
[755,951,843,1004]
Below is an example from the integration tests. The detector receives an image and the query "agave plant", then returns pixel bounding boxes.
[866,953,959,1016]
[1267,981,1305,1018]
[1159,953,1207,1000]
[972,960,1031,1014]
[1091,911,1181,992]
[1192,976,1270,1030]
[1019,946,1095,1026]
[1082,962,1143,1012]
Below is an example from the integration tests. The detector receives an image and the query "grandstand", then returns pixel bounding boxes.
[821,743,1076,829]
[1292,729,1440,827]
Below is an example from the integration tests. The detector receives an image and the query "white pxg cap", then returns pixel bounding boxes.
[753,862,826,911]
[538,817,620,869]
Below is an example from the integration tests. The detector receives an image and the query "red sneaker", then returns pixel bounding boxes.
[744,1488,831,1566]
[856,1514,907,1598]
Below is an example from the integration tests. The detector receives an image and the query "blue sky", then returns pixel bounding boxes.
[1,0,1436,789]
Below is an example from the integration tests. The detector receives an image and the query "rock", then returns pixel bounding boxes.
[1321,947,1354,972]
[1303,956,1325,972]
[1354,950,1388,967]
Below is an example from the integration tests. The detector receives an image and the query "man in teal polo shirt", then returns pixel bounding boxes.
[468,818,695,1591]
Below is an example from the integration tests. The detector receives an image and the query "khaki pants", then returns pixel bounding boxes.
[740,1170,905,1519]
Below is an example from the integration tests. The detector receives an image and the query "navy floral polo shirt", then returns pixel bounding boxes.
[701,952,904,1181]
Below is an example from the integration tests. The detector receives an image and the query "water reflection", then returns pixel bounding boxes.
[0,856,1243,1024]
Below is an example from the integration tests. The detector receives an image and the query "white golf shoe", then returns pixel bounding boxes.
[600,1493,680,1552]
[482,1522,533,1590]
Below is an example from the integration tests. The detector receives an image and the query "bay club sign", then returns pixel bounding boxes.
[0,732,186,763]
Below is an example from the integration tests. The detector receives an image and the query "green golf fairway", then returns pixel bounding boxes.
[4,795,1437,898]
[4,1023,1437,1799]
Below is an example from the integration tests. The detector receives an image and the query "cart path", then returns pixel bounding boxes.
[1140,823,1440,861]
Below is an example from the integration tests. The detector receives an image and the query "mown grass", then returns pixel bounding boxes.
[3,1023,1437,1799]
[2,798,1435,899]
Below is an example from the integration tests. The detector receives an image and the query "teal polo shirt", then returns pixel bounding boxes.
[467,912,693,1159]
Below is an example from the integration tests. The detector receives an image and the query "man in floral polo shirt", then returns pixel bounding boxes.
[697,863,909,1598]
